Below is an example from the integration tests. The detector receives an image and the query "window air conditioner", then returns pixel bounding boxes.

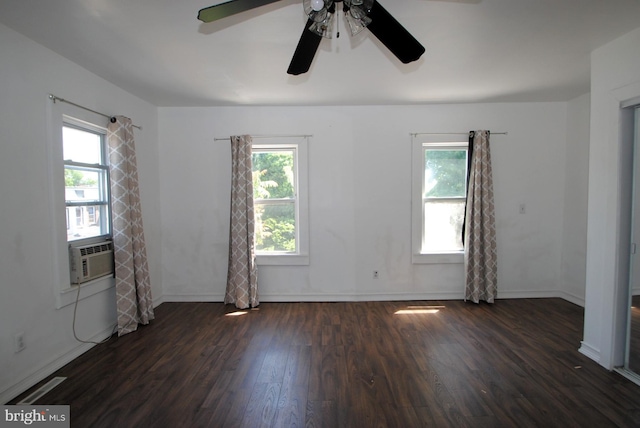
[69,241,114,284]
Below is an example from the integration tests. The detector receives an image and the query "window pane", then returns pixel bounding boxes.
[254,202,296,252]
[63,121,109,242]
[63,126,102,164]
[423,200,465,252]
[252,150,295,199]
[67,205,108,241]
[424,149,467,198]
[64,168,105,202]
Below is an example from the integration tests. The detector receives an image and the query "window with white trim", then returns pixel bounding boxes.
[63,119,111,243]
[251,138,309,265]
[49,100,115,308]
[412,137,468,264]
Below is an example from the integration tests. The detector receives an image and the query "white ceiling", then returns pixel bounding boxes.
[1,0,639,106]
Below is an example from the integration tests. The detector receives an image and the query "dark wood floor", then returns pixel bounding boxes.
[10,299,640,427]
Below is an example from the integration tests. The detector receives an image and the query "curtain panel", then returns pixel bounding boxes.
[464,130,497,303]
[107,116,154,336]
[226,135,259,309]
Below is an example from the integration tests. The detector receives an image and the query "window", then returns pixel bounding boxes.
[252,148,297,252]
[49,101,115,308]
[251,138,309,265]
[412,137,468,264]
[422,144,468,252]
[63,120,110,242]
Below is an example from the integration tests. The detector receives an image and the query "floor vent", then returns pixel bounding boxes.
[17,377,67,405]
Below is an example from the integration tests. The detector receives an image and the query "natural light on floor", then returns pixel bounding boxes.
[394,305,445,315]
[225,311,249,317]
[394,306,445,315]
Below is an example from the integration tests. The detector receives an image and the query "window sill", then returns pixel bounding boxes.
[412,252,464,265]
[256,254,309,266]
[56,275,115,309]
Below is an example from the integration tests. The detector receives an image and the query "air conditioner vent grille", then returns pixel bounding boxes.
[79,242,114,256]
[70,240,114,284]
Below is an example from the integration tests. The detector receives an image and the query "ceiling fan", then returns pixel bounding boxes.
[197,0,425,75]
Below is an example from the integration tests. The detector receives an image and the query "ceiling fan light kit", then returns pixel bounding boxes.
[303,0,374,38]
[344,2,373,36]
[310,0,325,11]
[197,0,425,75]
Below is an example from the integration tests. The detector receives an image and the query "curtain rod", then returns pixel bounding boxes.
[411,132,508,137]
[214,134,312,141]
[48,94,142,130]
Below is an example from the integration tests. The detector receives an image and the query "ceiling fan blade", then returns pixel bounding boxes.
[366,1,425,64]
[198,0,282,23]
[287,19,323,75]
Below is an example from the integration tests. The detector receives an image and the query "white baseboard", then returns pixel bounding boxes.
[497,289,585,307]
[159,289,585,305]
[161,292,463,304]
[161,293,224,302]
[1,325,114,405]
[579,341,601,363]
[257,291,464,302]
[152,294,165,307]
[555,290,585,307]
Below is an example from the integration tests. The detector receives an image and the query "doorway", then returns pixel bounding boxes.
[624,106,640,383]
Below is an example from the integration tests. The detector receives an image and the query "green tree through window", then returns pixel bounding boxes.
[422,146,468,252]
[65,169,97,187]
[252,150,296,252]
[424,150,467,198]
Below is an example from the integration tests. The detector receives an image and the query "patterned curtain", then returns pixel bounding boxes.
[107,116,154,336]
[226,135,259,309]
[464,130,497,303]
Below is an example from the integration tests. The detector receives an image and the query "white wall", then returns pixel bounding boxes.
[582,26,640,369]
[562,93,590,304]
[159,102,572,303]
[0,24,161,403]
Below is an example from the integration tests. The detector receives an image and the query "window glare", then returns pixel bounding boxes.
[424,149,467,198]
[63,126,102,164]
[423,200,465,252]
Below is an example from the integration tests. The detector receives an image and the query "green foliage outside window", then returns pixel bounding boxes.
[252,151,296,252]
[424,150,467,198]
[65,168,97,187]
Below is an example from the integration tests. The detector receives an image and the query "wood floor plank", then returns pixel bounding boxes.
[273,384,307,427]
[241,382,281,427]
[9,298,640,427]
[305,400,336,428]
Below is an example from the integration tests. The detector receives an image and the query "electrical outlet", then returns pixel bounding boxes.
[14,332,25,353]
[373,270,379,279]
